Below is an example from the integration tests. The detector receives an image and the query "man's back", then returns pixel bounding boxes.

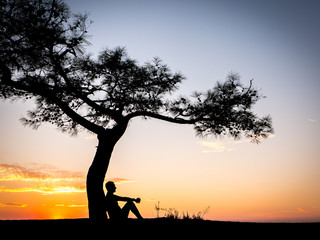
[105,193,122,219]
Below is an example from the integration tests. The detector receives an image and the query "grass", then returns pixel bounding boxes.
[160,206,210,220]
[154,201,210,220]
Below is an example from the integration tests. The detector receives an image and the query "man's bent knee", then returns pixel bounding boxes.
[127,200,135,207]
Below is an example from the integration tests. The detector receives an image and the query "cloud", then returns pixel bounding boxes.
[66,204,87,208]
[198,141,236,153]
[308,118,317,123]
[0,163,86,194]
[267,133,276,139]
[0,163,50,182]
[0,186,85,194]
[85,135,97,140]
[0,202,28,208]
[55,204,87,208]
[296,208,306,213]
[106,178,136,184]
[0,163,134,194]
[0,163,85,182]
[198,134,276,153]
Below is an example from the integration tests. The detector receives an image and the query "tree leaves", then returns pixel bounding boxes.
[187,73,273,142]
[95,47,184,114]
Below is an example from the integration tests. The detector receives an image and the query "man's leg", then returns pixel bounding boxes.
[122,201,143,219]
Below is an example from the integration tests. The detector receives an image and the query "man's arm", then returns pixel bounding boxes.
[114,195,140,203]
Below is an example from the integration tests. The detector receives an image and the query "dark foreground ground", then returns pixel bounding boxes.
[1,218,319,238]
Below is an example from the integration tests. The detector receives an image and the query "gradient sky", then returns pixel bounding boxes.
[1,0,320,222]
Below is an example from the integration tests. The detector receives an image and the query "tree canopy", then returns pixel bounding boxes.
[0,0,273,142]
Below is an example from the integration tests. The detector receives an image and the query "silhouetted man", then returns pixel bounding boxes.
[105,181,143,220]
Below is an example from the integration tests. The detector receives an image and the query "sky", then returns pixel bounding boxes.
[1,0,320,222]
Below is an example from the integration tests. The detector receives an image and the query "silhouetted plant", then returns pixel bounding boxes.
[155,202,210,220]
[0,0,273,222]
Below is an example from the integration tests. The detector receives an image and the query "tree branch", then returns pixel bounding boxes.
[125,111,196,125]
[51,96,105,134]
[51,57,122,122]
[1,66,104,134]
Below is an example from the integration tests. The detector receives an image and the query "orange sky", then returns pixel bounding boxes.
[1,0,320,222]
[1,115,320,222]
[1,157,316,221]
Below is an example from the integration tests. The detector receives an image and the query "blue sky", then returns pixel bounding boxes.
[66,0,320,147]
[66,0,320,110]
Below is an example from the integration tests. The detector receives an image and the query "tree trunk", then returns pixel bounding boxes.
[86,125,127,222]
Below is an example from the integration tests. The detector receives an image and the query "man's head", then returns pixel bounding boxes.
[105,181,116,193]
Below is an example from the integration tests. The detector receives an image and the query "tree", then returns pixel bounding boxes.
[0,0,273,222]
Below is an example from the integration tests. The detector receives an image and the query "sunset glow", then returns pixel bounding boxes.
[1,0,320,222]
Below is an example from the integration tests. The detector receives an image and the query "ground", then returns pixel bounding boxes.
[1,218,318,238]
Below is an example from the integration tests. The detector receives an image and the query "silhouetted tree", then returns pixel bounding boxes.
[0,0,273,222]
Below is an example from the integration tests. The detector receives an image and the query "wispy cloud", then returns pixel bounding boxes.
[85,135,97,140]
[0,202,28,208]
[0,163,50,182]
[0,163,134,194]
[66,204,87,208]
[0,163,84,182]
[0,163,85,194]
[198,141,236,153]
[296,207,306,213]
[106,178,136,184]
[198,134,276,153]
[308,118,317,123]
[0,186,85,194]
